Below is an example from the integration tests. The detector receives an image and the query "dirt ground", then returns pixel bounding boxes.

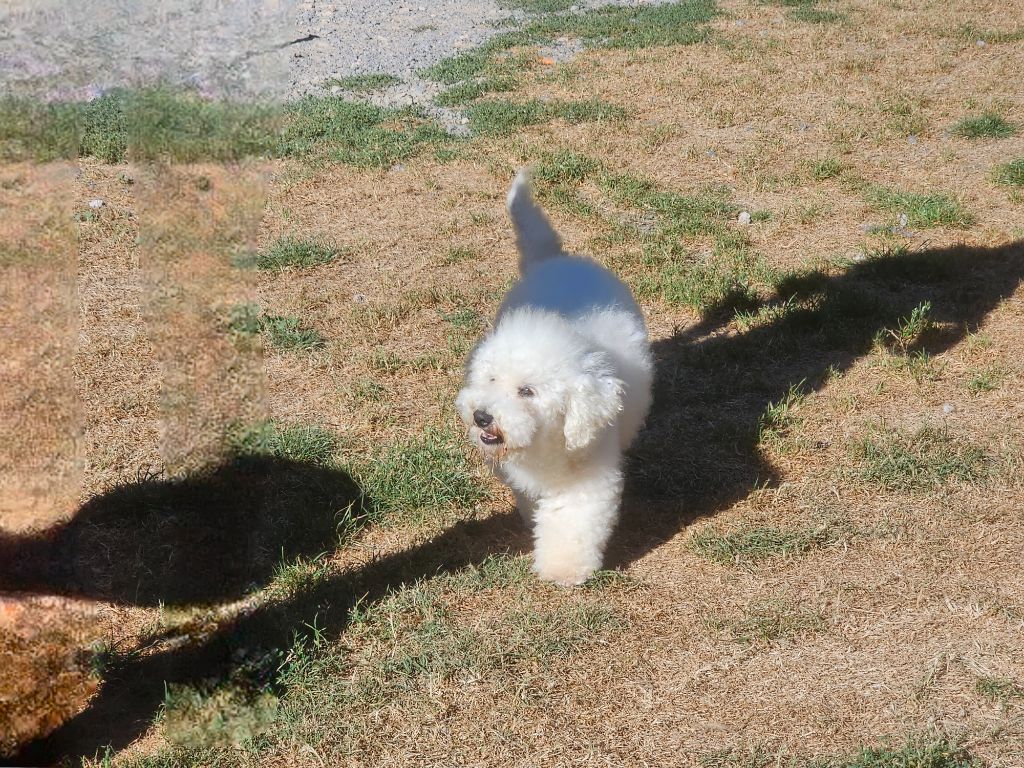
[2,0,1023,765]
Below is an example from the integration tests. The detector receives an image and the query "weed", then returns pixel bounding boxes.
[261,314,326,351]
[852,425,991,491]
[966,364,1007,394]
[881,96,928,137]
[955,23,1024,44]
[880,301,933,353]
[441,308,482,329]
[349,376,386,403]
[976,676,1024,702]
[950,113,1017,139]
[827,738,979,768]
[226,304,326,351]
[705,600,825,644]
[811,156,843,180]
[257,236,341,270]
[270,552,334,597]
[758,380,807,447]
[598,173,733,236]
[162,680,278,748]
[993,158,1024,187]
[534,149,605,185]
[441,246,477,265]
[865,187,974,229]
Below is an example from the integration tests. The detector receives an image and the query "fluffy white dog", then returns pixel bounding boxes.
[455,171,653,586]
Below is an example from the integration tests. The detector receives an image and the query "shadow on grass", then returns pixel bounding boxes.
[6,239,1023,765]
[0,457,365,606]
[612,239,1024,565]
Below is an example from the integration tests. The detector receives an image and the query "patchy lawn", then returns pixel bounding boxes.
[2,0,1023,765]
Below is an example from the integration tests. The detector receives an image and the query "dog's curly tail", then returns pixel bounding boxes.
[507,168,563,275]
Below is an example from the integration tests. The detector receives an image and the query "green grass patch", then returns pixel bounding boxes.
[976,676,1024,702]
[356,427,486,523]
[701,737,977,768]
[465,97,625,135]
[811,156,843,180]
[534,149,606,185]
[993,158,1024,187]
[865,187,975,229]
[281,97,450,167]
[499,0,575,12]
[852,425,991,491]
[328,73,402,92]
[0,87,282,163]
[256,236,341,270]
[434,76,519,107]
[966,364,1007,394]
[421,31,535,84]
[764,0,843,25]
[950,112,1017,139]
[227,421,340,465]
[227,303,326,351]
[956,23,1024,44]
[0,89,452,167]
[691,519,846,565]
[530,0,718,48]
[599,172,733,236]
[705,600,825,645]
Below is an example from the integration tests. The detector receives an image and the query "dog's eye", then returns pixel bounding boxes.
[517,385,535,398]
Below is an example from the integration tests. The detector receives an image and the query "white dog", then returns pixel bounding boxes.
[455,170,653,586]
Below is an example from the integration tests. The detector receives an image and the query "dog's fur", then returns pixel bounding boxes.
[455,171,653,586]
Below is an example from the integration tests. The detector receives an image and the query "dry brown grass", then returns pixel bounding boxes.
[2,0,1023,765]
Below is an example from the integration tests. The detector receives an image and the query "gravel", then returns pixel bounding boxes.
[0,0,665,104]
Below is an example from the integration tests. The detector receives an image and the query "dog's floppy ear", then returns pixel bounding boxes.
[564,351,624,451]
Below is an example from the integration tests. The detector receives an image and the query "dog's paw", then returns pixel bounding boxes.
[532,558,595,588]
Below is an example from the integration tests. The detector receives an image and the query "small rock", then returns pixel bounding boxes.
[850,252,867,263]
[737,211,752,225]
[706,149,717,158]
[460,116,468,124]
[907,135,918,145]
[89,198,104,209]
[898,213,909,227]
[975,39,986,47]
[352,293,368,304]
[942,403,956,415]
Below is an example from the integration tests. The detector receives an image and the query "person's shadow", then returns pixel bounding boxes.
[0,455,368,606]
[5,239,1023,766]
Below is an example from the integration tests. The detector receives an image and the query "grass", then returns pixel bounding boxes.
[0,88,281,163]
[226,421,340,465]
[498,0,575,12]
[280,97,450,167]
[691,520,846,565]
[256,236,341,270]
[757,380,807,448]
[0,89,451,167]
[355,427,486,523]
[422,0,717,86]
[852,425,991,491]
[976,676,1024,702]
[701,738,977,768]
[955,23,1024,44]
[966,364,1007,393]
[949,113,1017,139]
[865,187,975,229]
[993,158,1024,187]
[434,77,519,107]
[811,156,843,180]
[705,600,825,644]
[328,73,402,92]
[464,97,626,135]
[227,304,326,351]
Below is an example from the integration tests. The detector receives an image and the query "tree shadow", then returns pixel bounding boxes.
[5,240,1023,765]
[0,455,366,605]
[612,240,1024,564]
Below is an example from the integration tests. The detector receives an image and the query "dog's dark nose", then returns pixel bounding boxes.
[473,409,493,429]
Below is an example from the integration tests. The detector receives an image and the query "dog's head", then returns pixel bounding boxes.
[455,308,623,462]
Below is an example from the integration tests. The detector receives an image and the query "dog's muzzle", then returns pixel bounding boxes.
[473,409,504,446]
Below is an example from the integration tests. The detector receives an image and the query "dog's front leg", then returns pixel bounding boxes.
[531,470,623,587]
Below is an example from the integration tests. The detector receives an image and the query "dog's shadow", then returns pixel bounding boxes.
[612,240,1024,564]
[6,240,1023,765]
